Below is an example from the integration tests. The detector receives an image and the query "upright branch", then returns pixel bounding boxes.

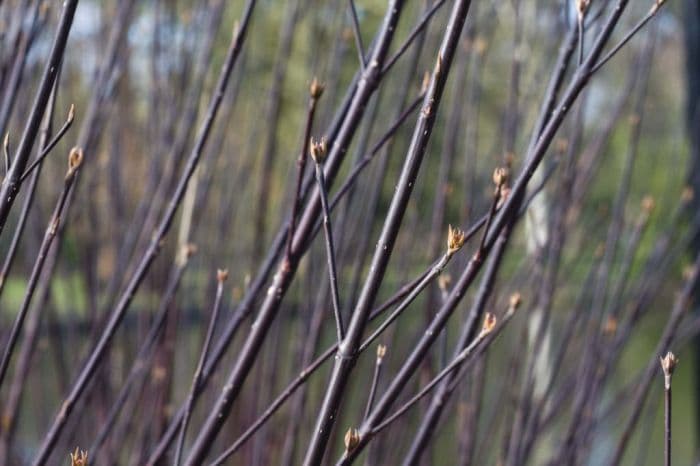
[174,269,229,466]
[336,3,636,464]
[590,0,668,75]
[287,78,324,259]
[478,166,508,254]
[208,224,478,466]
[3,134,9,175]
[0,147,83,390]
[348,0,366,69]
[69,447,88,466]
[304,0,474,462]
[0,0,78,237]
[576,0,590,65]
[30,5,256,463]
[364,345,387,420]
[89,244,197,457]
[311,136,345,342]
[182,2,405,462]
[608,256,700,466]
[19,104,75,183]
[368,294,521,440]
[381,0,448,76]
[660,351,677,466]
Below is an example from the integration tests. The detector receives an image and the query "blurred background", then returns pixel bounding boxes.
[0,0,698,464]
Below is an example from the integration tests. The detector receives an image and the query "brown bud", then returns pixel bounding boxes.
[376,344,387,361]
[70,447,88,466]
[481,313,497,335]
[344,428,361,452]
[217,269,229,283]
[310,77,325,99]
[447,225,467,254]
[659,351,678,389]
[492,167,509,187]
[651,0,667,14]
[576,0,590,18]
[641,195,655,215]
[310,137,328,163]
[68,103,75,123]
[67,147,84,176]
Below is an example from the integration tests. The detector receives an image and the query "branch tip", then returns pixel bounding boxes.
[376,344,387,361]
[481,313,497,335]
[310,77,325,100]
[344,428,360,453]
[660,351,678,389]
[310,136,328,163]
[447,225,466,254]
[70,447,88,466]
[67,147,83,175]
[217,269,229,283]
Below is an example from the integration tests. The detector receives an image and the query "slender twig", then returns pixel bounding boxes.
[147,83,419,464]
[606,255,699,465]
[358,227,466,355]
[368,296,520,439]
[589,1,665,75]
[477,168,506,254]
[150,47,421,464]
[348,0,366,69]
[184,3,405,463]
[174,270,228,466]
[287,79,324,259]
[660,351,677,466]
[0,0,42,140]
[208,175,551,466]
[30,8,255,464]
[0,93,64,298]
[363,345,386,421]
[0,147,83,390]
[0,0,78,236]
[576,1,590,66]
[381,0,448,76]
[3,133,9,175]
[89,247,195,456]
[402,212,515,466]
[207,271,433,466]
[19,104,75,182]
[311,137,345,341]
[338,3,634,464]
[328,92,424,212]
[0,72,63,457]
[252,0,303,262]
[304,0,473,460]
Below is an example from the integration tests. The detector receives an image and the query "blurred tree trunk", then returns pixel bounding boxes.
[684,0,700,450]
